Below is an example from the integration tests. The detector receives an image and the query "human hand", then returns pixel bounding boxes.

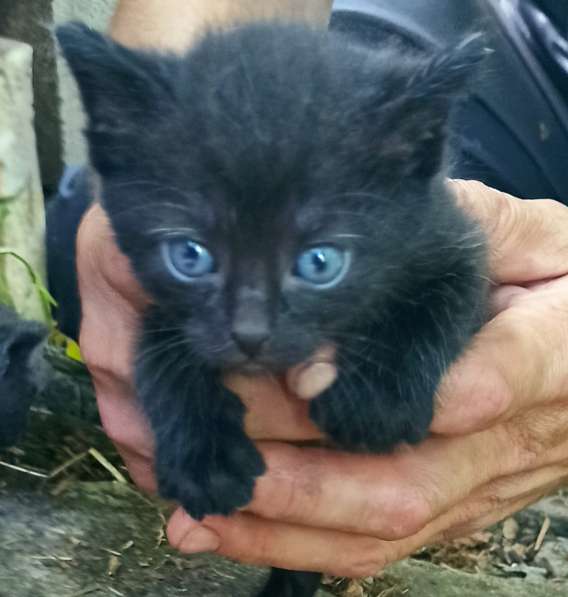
[78,181,568,576]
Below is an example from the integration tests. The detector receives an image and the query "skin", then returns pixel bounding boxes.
[110,0,334,49]
[77,0,568,578]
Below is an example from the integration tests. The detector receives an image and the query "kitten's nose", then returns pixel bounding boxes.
[231,325,269,357]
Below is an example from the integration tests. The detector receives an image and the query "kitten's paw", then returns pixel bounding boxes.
[310,385,432,453]
[158,434,266,520]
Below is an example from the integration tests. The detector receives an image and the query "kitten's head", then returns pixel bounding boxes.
[57,22,485,373]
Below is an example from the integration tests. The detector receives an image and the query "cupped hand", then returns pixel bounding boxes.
[78,181,568,576]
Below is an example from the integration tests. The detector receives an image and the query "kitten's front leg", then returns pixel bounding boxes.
[136,309,265,520]
[311,292,483,453]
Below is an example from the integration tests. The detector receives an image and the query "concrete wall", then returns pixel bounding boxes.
[53,0,117,167]
[0,0,117,189]
[0,38,47,320]
[0,0,61,190]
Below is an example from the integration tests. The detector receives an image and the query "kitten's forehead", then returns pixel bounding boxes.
[67,21,480,251]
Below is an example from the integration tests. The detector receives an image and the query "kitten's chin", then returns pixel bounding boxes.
[213,348,312,375]
[234,361,271,376]
[222,356,294,376]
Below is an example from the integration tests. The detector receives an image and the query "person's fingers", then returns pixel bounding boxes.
[433,275,568,434]
[246,399,568,538]
[433,467,568,543]
[78,205,143,430]
[168,508,387,577]
[240,427,530,540]
[77,203,149,310]
[225,374,322,441]
[167,467,565,577]
[226,345,337,441]
[286,345,337,400]
[501,403,568,472]
[449,180,568,284]
[78,203,159,491]
[92,375,156,491]
[391,483,558,564]
[489,284,530,317]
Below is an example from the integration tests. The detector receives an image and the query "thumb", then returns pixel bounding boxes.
[432,274,568,434]
[449,180,568,283]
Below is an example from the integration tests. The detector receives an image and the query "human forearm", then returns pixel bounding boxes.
[110,0,333,50]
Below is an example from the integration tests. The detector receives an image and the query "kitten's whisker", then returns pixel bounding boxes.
[332,233,365,240]
[317,209,380,219]
[142,325,189,334]
[323,191,381,203]
[207,341,233,355]
[339,368,372,448]
[137,336,194,365]
[138,339,205,401]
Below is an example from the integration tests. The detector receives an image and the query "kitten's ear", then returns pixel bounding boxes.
[56,22,174,174]
[376,34,489,180]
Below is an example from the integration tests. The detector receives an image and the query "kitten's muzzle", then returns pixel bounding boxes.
[230,290,271,358]
[231,326,269,358]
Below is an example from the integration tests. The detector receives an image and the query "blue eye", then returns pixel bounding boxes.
[294,246,349,287]
[162,238,216,281]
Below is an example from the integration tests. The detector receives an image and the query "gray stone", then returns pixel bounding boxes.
[535,537,568,579]
[2,477,567,597]
[379,559,568,597]
[0,481,332,597]
[528,495,568,538]
[0,37,47,322]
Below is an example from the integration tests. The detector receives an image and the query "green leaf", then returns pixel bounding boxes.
[0,246,57,324]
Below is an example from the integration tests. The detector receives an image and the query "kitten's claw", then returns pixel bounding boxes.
[157,434,266,520]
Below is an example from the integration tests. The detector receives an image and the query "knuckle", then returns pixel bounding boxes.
[533,198,563,213]
[346,559,385,579]
[508,423,549,469]
[98,408,125,445]
[508,423,542,466]
[507,407,568,468]
[476,375,512,426]
[434,490,507,543]
[79,314,133,385]
[362,487,433,540]
[337,542,392,578]
[79,337,121,383]
[77,334,103,372]
[489,192,522,246]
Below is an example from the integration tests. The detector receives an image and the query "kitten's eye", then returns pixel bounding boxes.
[162,239,216,281]
[294,246,349,287]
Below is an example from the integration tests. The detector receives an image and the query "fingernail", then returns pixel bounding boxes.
[179,526,221,554]
[295,362,337,400]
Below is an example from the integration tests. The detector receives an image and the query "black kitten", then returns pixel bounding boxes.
[0,305,48,447]
[58,22,488,597]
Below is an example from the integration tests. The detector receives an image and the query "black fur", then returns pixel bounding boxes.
[57,22,488,597]
[0,305,48,447]
[258,568,322,597]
